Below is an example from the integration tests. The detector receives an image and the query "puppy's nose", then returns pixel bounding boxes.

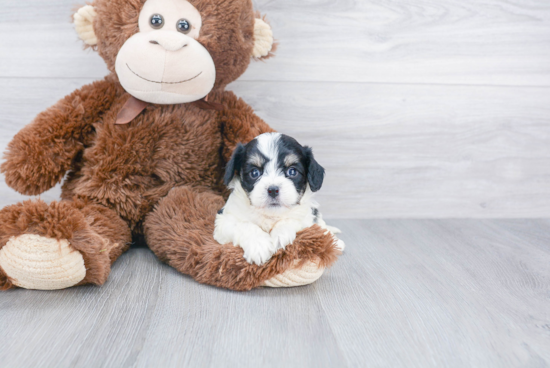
[268,186,279,198]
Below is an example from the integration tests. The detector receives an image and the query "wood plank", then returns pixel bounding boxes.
[0,78,549,218]
[1,220,549,367]
[249,0,550,86]
[314,219,550,367]
[132,267,346,368]
[1,0,550,86]
[0,23,109,81]
[0,0,83,24]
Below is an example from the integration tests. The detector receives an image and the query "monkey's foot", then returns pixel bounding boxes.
[261,260,325,288]
[0,234,86,290]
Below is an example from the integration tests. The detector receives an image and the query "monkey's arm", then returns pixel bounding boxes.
[1,77,118,195]
[218,91,276,163]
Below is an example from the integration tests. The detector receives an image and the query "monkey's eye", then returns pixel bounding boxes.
[150,14,164,29]
[177,19,191,34]
[286,167,298,177]
[249,169,261,179]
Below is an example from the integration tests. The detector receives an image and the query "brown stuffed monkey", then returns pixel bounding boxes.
[0,0,340,291]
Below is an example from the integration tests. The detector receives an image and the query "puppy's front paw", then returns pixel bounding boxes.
[335,237,346,252]
[270,227,296,250]
[241,235,275,266]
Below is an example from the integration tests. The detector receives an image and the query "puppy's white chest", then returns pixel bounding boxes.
[256,216,284,233]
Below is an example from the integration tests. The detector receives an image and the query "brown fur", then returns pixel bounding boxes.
[0,198,131,290]
[0,0,339,290]
[1,78,118,196]
[0,265,13,291]
[144,186,339,291]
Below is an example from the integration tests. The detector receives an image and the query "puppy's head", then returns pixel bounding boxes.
[224,133,325,212]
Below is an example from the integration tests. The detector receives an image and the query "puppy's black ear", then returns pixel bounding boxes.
[224,143,246,186]
[303,147,325,192]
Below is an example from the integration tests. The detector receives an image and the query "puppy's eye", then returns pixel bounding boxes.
[287,168,297,177]
[250,169,261,179]
[150,14,164,29]
[177,19,191,34]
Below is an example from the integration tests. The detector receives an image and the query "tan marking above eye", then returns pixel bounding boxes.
[284,154,299,167]
[247,154,265,167]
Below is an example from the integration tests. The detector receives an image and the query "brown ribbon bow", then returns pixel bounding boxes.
[115,95,225,125]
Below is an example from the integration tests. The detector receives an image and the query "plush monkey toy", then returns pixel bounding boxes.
[0,0,340,291]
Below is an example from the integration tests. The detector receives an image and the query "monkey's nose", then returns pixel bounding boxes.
[149,32,189,51]
[268,186,279,198]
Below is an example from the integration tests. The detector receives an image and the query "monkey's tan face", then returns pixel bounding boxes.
[115,0,216,104]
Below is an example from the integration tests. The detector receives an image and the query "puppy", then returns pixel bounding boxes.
[214,132,344,265]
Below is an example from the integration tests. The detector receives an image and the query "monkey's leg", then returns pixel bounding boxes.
[144,186,340,291]
[0,199,131,290]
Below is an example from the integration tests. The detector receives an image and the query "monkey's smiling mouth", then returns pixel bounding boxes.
[126,63,202,84]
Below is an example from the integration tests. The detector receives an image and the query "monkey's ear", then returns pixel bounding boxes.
[73,5,98,46]
[252,17,275,59]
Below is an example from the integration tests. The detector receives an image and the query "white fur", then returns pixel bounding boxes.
[214,133,345,266]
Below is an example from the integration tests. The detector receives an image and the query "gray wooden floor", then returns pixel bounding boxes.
[1,219,549,368]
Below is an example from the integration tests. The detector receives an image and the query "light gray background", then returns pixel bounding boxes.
[1,1,550,368]
[1,0,549,217]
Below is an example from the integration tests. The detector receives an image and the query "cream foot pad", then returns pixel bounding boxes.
[0,234,86,290]
[261,260,325,288]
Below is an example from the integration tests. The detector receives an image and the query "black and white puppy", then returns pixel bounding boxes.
[214,132,344,265]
